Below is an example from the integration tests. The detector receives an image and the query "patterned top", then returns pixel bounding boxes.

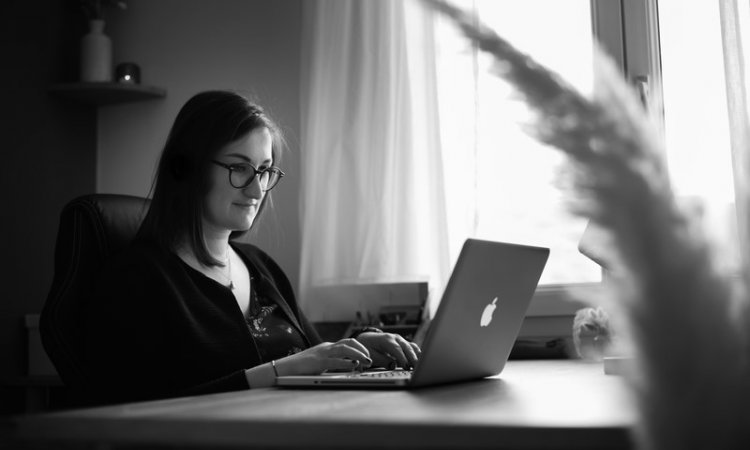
[245,277,307,362]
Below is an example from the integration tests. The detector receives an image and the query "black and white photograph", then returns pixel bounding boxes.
[1,1,749,449]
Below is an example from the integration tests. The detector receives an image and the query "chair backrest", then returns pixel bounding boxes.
[40,194,150,388]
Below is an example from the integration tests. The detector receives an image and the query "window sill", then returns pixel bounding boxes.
[526,282,602,317]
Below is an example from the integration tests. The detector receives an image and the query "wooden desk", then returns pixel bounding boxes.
[7,360,636,450]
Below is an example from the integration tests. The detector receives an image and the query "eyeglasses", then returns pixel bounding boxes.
[211,160,285,191]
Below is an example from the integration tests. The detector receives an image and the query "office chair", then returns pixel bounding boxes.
[40,194,149,392]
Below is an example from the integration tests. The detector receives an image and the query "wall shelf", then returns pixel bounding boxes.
[49,82,167,106]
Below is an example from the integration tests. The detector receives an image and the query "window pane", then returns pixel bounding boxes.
[658,0,740,272]
[435,0,601,284]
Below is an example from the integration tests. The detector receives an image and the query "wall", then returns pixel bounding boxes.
[99,0,303,289]
[0,0,302,414]
[0,0,96,412]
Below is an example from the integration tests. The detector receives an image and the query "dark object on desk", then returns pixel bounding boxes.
[40,194,149,397]
[115,62,141,84]
[379,304,422,325]
[313,321,352,342]
[317,321,420,342]
[509,338,571,359]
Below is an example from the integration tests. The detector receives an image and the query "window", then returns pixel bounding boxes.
[434,0,601,291]
[615,0,741,273]
[433,0,744,297]
[657,0,740,272]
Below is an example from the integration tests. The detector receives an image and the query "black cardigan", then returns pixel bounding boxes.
[82,239,321,405]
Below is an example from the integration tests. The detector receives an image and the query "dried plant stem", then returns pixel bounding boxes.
[425,1,750,448]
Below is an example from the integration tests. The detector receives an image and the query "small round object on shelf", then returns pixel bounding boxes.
[116,62,141,84]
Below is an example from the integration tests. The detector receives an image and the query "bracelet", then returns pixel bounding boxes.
[350,326,384,339]
[270,360,280,378]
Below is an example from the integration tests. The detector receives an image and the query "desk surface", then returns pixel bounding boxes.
[9,360,636,450]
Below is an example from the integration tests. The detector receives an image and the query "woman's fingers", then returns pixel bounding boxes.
[389,336,419,369]
[333,338,371,358]
[327,340,372,367]
[398,338,420,368]
[354,332,423,369]
[373,335,418,369]
[306,334,423,372]
[324,357,365,372]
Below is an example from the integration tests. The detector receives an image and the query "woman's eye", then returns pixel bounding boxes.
[231,165,250,173]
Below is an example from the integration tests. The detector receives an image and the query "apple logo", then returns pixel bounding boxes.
[480,297,498,327]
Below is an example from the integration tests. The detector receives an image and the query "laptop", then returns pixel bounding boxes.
[275,238,550,388]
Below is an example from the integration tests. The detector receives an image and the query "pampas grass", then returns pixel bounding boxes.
[424,1,750,449]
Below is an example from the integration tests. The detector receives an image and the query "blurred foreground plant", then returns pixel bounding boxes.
[424,1,750,449]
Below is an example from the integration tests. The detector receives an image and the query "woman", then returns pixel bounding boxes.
[83,90,421,405]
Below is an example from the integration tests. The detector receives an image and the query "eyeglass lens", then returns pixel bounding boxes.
[230,166,281,190]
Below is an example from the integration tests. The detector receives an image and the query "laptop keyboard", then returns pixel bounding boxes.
[355,369,412,378]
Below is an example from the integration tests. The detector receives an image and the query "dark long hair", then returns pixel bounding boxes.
[137,90,284,266]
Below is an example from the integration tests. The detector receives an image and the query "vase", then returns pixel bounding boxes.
[80,19,113,82]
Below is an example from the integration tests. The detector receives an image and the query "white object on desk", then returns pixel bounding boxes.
[604,356,636,376]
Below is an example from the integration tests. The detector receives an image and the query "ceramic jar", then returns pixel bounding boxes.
[80,19,113,82]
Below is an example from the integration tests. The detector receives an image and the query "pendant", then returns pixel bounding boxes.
[229,281,235,290]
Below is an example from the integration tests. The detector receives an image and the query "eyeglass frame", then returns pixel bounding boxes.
[210,160,285,191]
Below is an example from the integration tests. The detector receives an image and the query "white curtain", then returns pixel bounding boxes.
[719,0,750,271]
[299,0,451,321]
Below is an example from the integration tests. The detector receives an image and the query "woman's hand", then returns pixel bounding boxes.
[355,332,421,369]
[274,339,373,376]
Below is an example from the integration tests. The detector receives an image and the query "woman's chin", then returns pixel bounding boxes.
[234,217,256,232]
[228,210,256,229]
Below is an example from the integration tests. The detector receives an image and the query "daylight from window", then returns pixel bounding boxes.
[435,0,600,285]
[659,0,740,271]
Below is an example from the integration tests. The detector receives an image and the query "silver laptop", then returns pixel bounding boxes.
[275,238,549,388]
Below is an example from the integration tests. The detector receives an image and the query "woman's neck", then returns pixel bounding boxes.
[200,220,234,263]
[203,235,232,263]
[177,232,232,266]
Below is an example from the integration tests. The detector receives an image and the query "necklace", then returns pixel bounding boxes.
[224,250,235,290]
[177,244,234,290]
[211,248,234,290]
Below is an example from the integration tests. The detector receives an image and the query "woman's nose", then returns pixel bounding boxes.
[242,176,264,198]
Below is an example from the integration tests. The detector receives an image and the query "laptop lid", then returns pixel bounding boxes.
[275,238,549,388]
[409,238,549,387]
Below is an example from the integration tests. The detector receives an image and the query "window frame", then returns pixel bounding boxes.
[523,0,662,324]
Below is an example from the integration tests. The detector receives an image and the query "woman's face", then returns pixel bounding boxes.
[203,127,274,236]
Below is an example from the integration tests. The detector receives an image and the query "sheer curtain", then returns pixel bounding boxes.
[299,0,450,321]
[719,0,750,270]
